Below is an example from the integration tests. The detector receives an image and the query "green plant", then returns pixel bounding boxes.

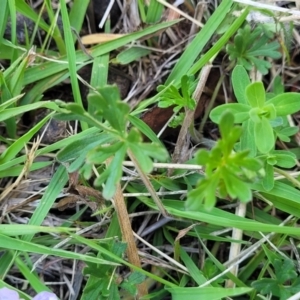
[210,65,300,155]
[226,24,281,74]
[157,75,196,128]
[208,65,299,191]
[56,85,169,200]
[186,111,262,210]
[82,239,146,299]
[252,247,300,299]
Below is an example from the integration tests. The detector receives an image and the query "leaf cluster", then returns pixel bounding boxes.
[82,239,145,299]
[157,75,196,128]
[56,85,169,200]
[209,65,298,190]
[186,111,262,210]
[226,24,281,74]
[252,247,300,299]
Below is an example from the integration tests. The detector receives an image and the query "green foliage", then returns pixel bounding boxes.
[57,85,169,199]
[210,65,300,155]
[186,111,262,210]
[226,24,281,74]
[257,150,296,190]
[252,250,300,299]
[81,239,146,300]
[3,2,300,300]
[157,75,196,127]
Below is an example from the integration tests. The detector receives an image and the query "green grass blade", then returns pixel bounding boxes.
[166,286,252,300]
[0,0,9,39]
[142,199,300,235]
[0,234,119,266]
[22,165,68,242]
[166,0,232,85]
[15,256,52,293]
[23,19,180,86]
[60,0,87,129]
[0,112,54,164]
[69,0,90,34]
[188,8,249,77]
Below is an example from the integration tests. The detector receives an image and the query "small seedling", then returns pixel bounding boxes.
[157,75,196,128]
[226,24,281,74]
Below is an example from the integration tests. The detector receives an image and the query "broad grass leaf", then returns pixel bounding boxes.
[166,287,252,300]
[246,82,265,108]
[115,47,151,65]
[209,103,249,124]
[0,113,53,164]
[23,20,180,86]
[149,198,300,234]
[231,65,250,104]
[0,224,72,236]
[0,161,51,178]
[0,233,117,266]
[68,0,90,34]
[145,0,164,23]
[254,117,274,153]
[166,0,232,85]
[253,181,300,218]
[188,9,249,79]
[268,93,300,116]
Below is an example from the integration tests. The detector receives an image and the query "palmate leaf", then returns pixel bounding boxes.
[274,258,297,283]
[248,56,271,75]
[221,168,252,201]
[187,176,219,210]
[157,75,196,113]
[88,86,130,133]
[127,128,168,173]
[188,111,262,210]
[252,278,279,295]
[226,24,281,74]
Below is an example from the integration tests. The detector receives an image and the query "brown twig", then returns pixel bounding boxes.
[107,158,148,298]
